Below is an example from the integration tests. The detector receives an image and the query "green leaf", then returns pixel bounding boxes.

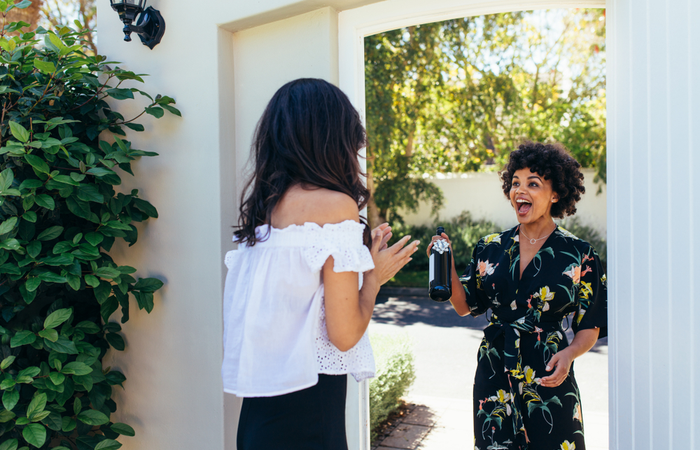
[53,175,79,186]
[11,330,36,348]
[84,274,99,288]
[33,59,55,74]
[22,423,46,448]
[0,439,18,450]
[0,216,18,235]
[1,355,16,370]
[41,412,62,431]
[131,198,158,218]
[0,239,20,250]
[22,211,37,223]
[105,220,131,231]
[19,179,43,190]
[17,367,40,380]
[133,277,164,292]
[105,333,125,351]
[44,308,72,329]
[105,370,126,387]
[34,194,55,210]
[94,267,121,279]
[75,321,101,334]
[77,409,109,426]
[110,422,135,437]
[36,226,63,241]
[106,88,134,100]
[2,389,19,411]
[24,155,49,174]
[85,232,104,247]
[38,329,58,342]
[0,409,16,423]
[43,336,78,354]
[25,278,41,292]
[145,107,164,118]
[26,241,41,258]
[161,104,182,117]
[26,393,47,418]
[9,121,29,143]
[95,440,122,450]
[61,362,92,376]
[48,372,65,385]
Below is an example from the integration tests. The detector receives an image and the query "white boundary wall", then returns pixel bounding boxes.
[400,169,607,233]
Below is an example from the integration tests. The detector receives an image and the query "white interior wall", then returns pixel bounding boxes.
[400,169,607,234]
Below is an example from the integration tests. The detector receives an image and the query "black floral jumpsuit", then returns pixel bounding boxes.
[460,225,607,450]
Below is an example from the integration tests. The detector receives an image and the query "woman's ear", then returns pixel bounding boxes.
[552,195,559,203]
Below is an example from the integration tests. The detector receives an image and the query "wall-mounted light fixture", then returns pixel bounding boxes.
[109,0,165,50]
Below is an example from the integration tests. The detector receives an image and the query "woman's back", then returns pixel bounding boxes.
[271,184,360,230]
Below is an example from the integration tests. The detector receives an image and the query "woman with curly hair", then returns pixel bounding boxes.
[428,141,607,450]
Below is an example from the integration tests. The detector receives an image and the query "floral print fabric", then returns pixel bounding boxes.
[460,225,607,450]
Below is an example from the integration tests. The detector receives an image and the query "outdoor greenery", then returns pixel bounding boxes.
[0,1,179,448]
[385,212,607,287]
[365,9,606,225]
[369,332,416,441]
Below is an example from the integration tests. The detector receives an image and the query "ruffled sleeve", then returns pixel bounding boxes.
[302,221,374,273]
[572,244,608,339]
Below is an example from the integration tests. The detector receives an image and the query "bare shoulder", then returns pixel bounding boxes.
[272,186,360,228]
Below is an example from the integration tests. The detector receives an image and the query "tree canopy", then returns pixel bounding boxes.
[365,9,606,225]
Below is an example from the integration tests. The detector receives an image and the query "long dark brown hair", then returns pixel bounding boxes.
[234,78,370,246]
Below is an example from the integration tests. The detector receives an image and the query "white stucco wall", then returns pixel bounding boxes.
[400,169,607,234]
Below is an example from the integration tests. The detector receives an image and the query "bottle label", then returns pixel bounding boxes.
[429,253,435,282]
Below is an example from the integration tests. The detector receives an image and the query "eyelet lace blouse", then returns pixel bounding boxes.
[221,220,376,397]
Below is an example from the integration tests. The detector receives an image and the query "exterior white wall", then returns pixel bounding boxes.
[607,0,700,448]
[94,0,700,448]
[400,169,607,233]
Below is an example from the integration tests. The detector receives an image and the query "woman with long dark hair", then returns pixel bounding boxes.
[222,78,419,450]
[428,142,607,450]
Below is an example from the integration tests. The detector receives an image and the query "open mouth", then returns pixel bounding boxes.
[516,199,532,215]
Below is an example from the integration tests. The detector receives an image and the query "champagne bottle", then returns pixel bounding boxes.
[429,226,452,302]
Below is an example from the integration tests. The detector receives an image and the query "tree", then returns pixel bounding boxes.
[40,0,95,54]
[364,9,606,225]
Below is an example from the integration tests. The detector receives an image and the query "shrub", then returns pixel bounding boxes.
[369,332,416,440]
[387,211,501,273]
[0,2,179,448]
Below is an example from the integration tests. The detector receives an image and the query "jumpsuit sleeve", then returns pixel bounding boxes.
[572,244,608,339]
[459,239,490,317]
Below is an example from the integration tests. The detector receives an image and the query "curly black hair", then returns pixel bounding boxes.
[500,141,585,218]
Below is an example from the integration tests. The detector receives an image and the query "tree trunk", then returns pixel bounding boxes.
[366,169,382,228]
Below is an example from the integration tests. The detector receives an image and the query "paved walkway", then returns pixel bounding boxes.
[370,291,609,450]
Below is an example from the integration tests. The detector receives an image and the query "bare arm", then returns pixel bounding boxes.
[540,327,600,387]
[325,225,419,352]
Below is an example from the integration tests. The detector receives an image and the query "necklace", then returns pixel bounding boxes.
[520,226,556,245]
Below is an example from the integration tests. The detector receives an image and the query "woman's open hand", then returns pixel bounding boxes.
[426,232,451,256]
[540,348,574,387]
[370,225,419,286]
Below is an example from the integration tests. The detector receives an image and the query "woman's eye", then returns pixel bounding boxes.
[529,182,538,187]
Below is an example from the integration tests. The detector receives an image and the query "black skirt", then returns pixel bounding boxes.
[237,374,348,450]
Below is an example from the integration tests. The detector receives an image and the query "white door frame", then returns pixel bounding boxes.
[338,1,606,448]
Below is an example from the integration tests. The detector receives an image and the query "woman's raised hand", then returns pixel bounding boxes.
[370,224,419,286]
[426,232,451,256]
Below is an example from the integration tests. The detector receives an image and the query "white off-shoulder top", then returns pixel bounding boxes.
[221,220,376,397]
